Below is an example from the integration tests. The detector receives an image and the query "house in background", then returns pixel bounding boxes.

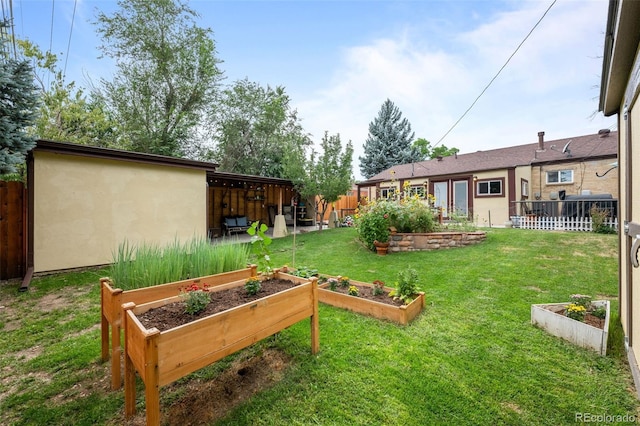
[357,131,617,227]
[599,0,640,396]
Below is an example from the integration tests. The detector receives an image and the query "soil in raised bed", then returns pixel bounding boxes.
[136,278,299,332]
[546,305,606,329]
[326,283,409,307]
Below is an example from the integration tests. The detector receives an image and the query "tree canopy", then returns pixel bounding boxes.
[94,0,224,157]
[284,131,353,230]
[0,21,40,175]
[359,99,420,179]
[413,137,459,160]
[18,40,118,147]
[210,78,311,177]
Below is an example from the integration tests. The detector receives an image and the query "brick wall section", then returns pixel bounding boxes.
[389,230,487,252]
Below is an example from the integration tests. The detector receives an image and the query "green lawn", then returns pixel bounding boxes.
[0,228,637,425]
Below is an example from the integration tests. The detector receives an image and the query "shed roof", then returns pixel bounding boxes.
[34,139,220,171]
[359,131,617,185]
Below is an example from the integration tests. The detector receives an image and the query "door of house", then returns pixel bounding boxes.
[453,180,469,216]
[434,182,448,218]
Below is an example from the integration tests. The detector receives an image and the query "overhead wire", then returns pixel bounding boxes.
[47,0,55,89]
[432,0,558,149]
[62,0,77,81]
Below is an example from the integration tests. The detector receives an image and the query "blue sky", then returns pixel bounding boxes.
[12,0,613,180]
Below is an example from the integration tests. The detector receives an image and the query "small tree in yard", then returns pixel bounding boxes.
[0,21,40,175]
[285,131,353,231]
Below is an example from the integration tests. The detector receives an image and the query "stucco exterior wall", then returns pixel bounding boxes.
[629,103,640,354]
[471,169,510,226]
[33,151,207,272]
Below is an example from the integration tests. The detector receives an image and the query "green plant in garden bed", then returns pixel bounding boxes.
[389,268,421,304]
[244,276,262,296]
[109,236,249,290]
[247,221,274,276]
[180,282,211,315]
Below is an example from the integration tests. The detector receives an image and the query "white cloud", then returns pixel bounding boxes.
[294,0,613,180]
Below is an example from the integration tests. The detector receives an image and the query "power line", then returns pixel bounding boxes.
[62,0,77,81]
[433,0,557,148]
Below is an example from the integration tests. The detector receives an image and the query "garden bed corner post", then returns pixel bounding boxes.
[123,302,161,426]
[100,278,124,390]
[311,277,319,354]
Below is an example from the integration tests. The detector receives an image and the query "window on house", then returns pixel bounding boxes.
[521,179,529,197]
[380,187,395,198]
[476,179,503,196]
[546,170,573,184]
[407,185,425,198]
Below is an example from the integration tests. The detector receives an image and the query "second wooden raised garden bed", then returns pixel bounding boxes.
[318,278,424,325]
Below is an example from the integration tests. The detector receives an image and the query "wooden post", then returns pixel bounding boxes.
[100,279,109,362]
[144,330,161,426]
[123,303,137,417]
[310,277,320,354]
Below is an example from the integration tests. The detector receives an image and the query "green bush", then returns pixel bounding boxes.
[355,196,438,251]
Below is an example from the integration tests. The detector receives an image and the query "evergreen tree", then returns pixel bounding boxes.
[0,21,40,175]
[359,99,419,179]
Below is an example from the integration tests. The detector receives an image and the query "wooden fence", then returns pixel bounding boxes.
[514,216,619,232]
[0,180,26,280]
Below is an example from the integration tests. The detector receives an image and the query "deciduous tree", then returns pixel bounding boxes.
[95,0,223,156]
[18,40,118,147]
[413,137,459,159]
[285,131,353,230]
[211,78,311,177]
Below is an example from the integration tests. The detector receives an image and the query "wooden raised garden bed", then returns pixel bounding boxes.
[122,271,319,426]
[100,265,258,390]
[318,278,424,325]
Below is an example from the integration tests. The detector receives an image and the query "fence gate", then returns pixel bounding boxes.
[0,180,26,280]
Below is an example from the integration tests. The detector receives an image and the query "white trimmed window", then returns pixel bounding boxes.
[477,180,503,196]
[546,170,573,184]
[407,185,425,198]
[380,187,396,198]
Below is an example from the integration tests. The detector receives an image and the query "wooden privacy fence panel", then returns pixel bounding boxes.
[516,216,618,232]
[0,181,26,280]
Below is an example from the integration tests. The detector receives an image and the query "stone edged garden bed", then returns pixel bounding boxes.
[389,230,486,252]
[318,279,424,325]
[531,300,610,355]
[122,271,319,426]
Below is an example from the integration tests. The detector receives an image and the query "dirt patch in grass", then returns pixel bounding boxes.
[117,348,291,426]
[13,345,44,361]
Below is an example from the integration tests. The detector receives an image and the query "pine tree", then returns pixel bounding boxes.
[359,99,419,179]
[0,21,40,175]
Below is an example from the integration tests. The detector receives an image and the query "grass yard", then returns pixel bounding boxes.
[0,228,638,425]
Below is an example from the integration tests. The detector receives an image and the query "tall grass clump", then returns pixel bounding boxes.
[109,237,249,290]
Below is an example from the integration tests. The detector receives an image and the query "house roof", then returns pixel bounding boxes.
[358,131,618,185]
[599,0,640,116]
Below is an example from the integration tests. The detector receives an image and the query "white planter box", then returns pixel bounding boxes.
[531,300,610,355]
